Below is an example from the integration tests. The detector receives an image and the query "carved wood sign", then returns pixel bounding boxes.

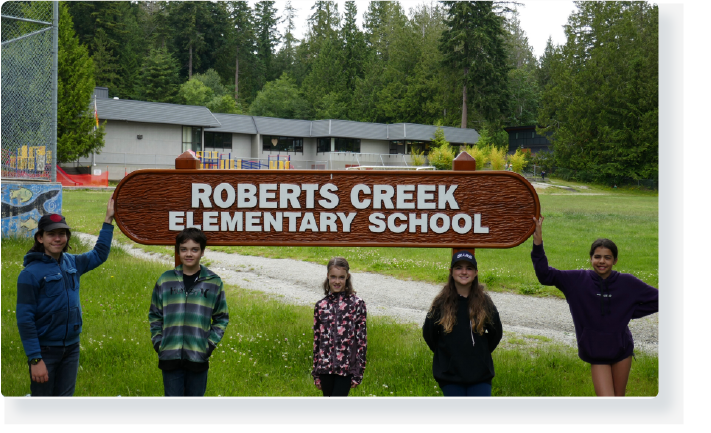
[113,169,540,248]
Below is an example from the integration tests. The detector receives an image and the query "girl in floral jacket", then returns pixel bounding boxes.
[312,257,367,397]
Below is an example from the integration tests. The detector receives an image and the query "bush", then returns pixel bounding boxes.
[410,148,426,166]
[488,146,507,170]
[507,149,529,173]
[428,124,454,170]
[463,145,487,169]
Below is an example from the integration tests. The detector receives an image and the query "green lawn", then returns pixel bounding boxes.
[1,236,657,397]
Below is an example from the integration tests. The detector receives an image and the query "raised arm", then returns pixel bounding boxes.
[530,215,574,294]
[74,197,115,274]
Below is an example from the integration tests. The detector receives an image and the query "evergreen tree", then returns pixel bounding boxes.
[273,1,300,79]
[538,1,658,182]
[135,47,180,103]
[57,2,105,163]
[440,1,510,128]
[536,36,557,89]
[341,1,366,93]
[253,1,281,87]
[91,28,121,94]
[217,1,257,104]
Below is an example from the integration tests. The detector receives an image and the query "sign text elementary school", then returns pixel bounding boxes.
[113,169,540,249]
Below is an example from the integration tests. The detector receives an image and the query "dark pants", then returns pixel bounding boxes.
[162,368,209,396]
[320,374,352,397]
[441,382,492,397]
[29,343,81,397]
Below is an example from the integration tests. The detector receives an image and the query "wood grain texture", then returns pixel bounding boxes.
[113,169,540,248]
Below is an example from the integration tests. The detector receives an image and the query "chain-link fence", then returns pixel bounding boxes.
[1,1,57,182]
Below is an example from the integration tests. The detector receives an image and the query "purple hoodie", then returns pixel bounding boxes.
[531,243,658,364]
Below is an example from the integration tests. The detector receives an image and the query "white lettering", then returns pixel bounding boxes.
[430,213,450,234]
[369,213,386,232]
[387,213,408,233]
[213,183,235,209]
[350,184,371,209]
[319,213,338,232]
[220,212,242,231]
[259,184,278,209]
[452,214,472,234]
[318,184,339,209]
[280,184,301,209]
[192,183,212,208]
[202,212,219,231]
[337,212,357,232]
[237,184,257,208]
[169,211,184,231]
[299,212,319,231]
[302,184,318,208]
[186,212,200,229]
[284,212,302,232]
[438,185,459,210]
[264,212,283,232]
[409,213,428,233]
[245,212,262,232]
[373,185,395,209]
[417,185,436,209]
[396,185,416,209]
[473,213,490,233]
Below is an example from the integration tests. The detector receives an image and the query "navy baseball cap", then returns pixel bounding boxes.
[38,214,71,232]
[451,250,477,269]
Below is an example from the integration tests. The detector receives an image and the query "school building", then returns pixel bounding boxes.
[73,87,480,180]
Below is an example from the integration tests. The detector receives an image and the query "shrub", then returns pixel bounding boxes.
[507,149,528,173]
[488,146,507,170]
[410,148,426,166]
[428,124,454,170]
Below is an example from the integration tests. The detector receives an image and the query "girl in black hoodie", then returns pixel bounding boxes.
[423,251,503,396]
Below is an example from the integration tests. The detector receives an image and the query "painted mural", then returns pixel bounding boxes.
[1,182,62,238]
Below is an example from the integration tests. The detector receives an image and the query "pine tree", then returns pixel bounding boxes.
[91,28,121,95]
[440,1,510,128]
[136,47,180,103]
[57,2,105,163]
[253,1,281,87]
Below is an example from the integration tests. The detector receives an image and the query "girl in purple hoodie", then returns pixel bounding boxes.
[531,216,658,396]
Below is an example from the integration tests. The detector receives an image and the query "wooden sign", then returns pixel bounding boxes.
[113,169,540,249]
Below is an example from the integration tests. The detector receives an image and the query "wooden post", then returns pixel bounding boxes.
[452,151,477,260]
[174,151,200,266]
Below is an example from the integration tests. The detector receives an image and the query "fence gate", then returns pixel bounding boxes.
[1,1,58,182]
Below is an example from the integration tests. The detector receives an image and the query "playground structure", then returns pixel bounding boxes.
[196,152,294,170]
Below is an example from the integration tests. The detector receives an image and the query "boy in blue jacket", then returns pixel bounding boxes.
[16,198,115,396]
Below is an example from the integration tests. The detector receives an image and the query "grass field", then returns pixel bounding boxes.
[1,236,657,397]
[1,180,658,396]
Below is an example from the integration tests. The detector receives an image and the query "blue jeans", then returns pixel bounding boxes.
[162,368,209,396]
[441,382,492,397]
[29,343,81,396]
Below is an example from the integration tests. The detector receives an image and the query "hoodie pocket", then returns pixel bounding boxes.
[580,328,625,362]
[42,273,63,298]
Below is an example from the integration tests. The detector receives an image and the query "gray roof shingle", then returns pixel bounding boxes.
[96,98,221,127]
[209,113,258,134]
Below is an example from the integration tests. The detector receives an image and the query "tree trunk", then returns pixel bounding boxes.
[461,67,468,128]
[235,47,240,102]
[189,43,193,79]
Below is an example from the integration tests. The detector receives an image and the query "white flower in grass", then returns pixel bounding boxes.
[383,384,388,388]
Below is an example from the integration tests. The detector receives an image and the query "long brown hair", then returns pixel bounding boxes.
[322,257,356,296]
[427,273,495,335]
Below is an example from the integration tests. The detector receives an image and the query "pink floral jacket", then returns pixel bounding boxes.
[312,292,367,387]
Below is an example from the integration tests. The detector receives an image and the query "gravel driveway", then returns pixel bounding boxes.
[77,232,658,355]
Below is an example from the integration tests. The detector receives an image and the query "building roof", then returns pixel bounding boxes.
[96,98,221,127]
[91,88,478,142]
[209,113,257,134]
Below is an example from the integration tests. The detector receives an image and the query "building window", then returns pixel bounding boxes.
[407,141,430,155]
[204,131,232,152]
[262,135,303,153]
[335,137,360,153]
[182,126,202,152]
[389,140,406,154]
[317,138,331,153]
[532,131,535,139]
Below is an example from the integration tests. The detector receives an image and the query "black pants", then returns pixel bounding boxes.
[320,374,352,397]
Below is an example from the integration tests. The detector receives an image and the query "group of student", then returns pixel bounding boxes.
[16,197,658,397]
